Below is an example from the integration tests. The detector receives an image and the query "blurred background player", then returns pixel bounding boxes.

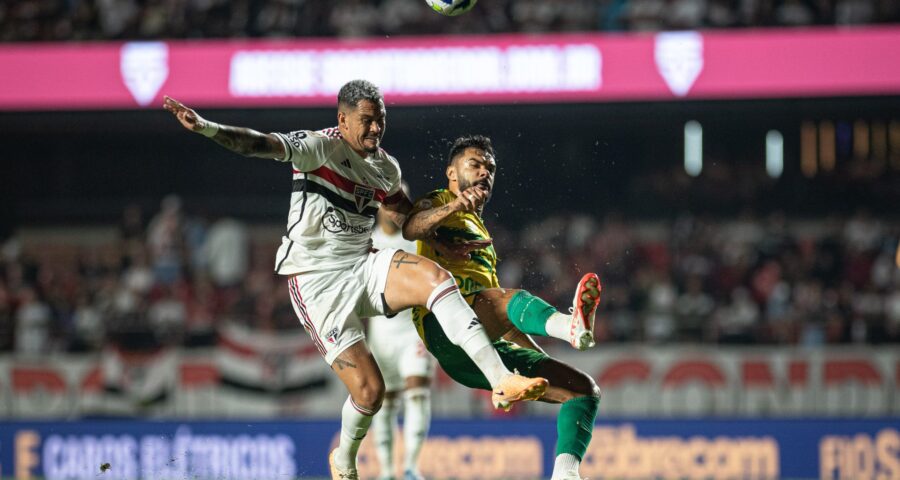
[163,81,547,479]
[368,187,435,480]
[403,135,602,480]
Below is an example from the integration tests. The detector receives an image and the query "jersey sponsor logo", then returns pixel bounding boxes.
[120,42,168,106]
[286,130,308,148]
[341,159,352,169]
[322,207,373,235]
[353,185,375,212]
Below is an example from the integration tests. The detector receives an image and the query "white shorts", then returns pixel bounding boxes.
[368,311,434,392]
[286,248,397,365]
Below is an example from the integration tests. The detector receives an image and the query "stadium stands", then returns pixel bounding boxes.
[1,197,897,355]
[0,0,897,42]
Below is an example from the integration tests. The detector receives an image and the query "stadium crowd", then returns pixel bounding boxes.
[1,0,897,42]
[1,194,898,356]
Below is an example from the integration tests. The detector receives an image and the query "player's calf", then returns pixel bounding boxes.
[331,345,385,474]
[504,273,602,351]
[529,358,600,480]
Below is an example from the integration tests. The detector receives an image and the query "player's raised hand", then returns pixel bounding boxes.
[163,95,213,134]
[454,186,489,212]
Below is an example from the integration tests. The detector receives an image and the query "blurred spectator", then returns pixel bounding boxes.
[0,284,14,351]
[835,0,875,23]
[71,292,104,351]
[185,275,219,345]
[773,0,818,25]
[643,270,677,342]
[675,275,715,340]
[329,0,380,37]
[14,287,54,355]
[622,0,666,30]
[713,287,760,343]
[204,217,249,288]
[147,283,186,343]
[120,204,145,246]
[122,246,155,294]
[667,0,709,28]
[147,194,185,284]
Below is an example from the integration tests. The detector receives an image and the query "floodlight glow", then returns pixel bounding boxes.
[766,130,784,178]
[685,121,703,177]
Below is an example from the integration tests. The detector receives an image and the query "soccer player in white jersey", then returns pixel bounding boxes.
[163,80,547,480]
[367,197,434,480]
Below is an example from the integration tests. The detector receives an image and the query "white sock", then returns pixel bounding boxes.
[427,278,512,388]
[551,453,580,479]
[372,396,399,478]
[402,387,431,473]
[545,312,571,341]
[334,396,376,470]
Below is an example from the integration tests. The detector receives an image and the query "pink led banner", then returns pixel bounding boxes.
[1,27,898,110]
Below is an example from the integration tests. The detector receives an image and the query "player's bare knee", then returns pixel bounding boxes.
[571,371,601,399]
[429,263,452,286]
[591,382,602,400]
[354,381,386,412]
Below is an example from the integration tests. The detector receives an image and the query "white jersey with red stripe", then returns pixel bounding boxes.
[271,127,404,275]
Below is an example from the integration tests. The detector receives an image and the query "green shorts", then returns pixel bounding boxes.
[421,312,549,391]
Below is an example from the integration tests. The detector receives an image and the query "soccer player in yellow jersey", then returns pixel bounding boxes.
[402,135,602,480]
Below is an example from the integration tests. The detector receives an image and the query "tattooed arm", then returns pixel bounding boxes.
[402,186,488,241]
[163,95,285,159]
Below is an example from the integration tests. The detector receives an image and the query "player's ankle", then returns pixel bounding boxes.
[333,446,355,470]
[545,312,571,341]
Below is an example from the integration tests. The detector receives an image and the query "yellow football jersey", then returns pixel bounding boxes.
[413,189,499,341]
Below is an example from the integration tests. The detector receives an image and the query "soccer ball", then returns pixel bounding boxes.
[425,0,478,16]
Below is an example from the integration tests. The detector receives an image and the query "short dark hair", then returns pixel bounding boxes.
[447,135,495,166]
[338,80,383,109]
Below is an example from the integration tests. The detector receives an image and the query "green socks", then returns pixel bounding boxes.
[506,290,557,336]
[507,290,600,459]
[556,395,600,459]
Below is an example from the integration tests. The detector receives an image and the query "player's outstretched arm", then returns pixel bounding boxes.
[402,186,487,241]
[163,95,285,159]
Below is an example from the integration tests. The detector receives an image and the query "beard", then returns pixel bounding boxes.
[457,175,492,202]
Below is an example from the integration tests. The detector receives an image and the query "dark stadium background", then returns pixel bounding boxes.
[4,96,899,228]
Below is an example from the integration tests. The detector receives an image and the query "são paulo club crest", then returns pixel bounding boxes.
[654,32,704,97]
[121,42,169,107]
[324,327,339,344]
[353,184,375,212]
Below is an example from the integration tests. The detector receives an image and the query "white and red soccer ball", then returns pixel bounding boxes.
[425,0,478,16]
